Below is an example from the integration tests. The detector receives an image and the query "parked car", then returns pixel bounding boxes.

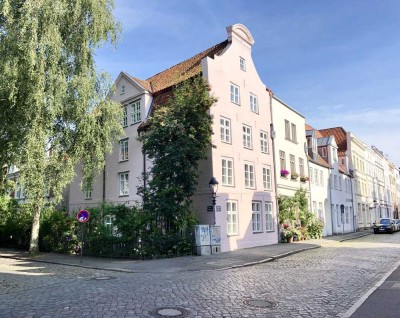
[372,218,396,234]
[395,219,400,232]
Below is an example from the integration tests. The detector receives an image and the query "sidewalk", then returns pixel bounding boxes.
[0,230,372,273]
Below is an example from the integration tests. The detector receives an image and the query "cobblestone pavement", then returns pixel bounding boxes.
[1,233,400,318]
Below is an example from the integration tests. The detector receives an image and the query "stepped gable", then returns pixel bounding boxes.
[319,127,347,156]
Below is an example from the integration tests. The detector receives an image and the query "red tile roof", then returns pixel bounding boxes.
[319,127,347,156]
[143,40,229,94]
[305,123,323,138]
[308,155,331,169]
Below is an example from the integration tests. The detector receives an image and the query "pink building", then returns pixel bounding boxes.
[69,24,278,251]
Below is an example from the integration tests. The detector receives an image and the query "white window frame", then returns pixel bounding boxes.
[299,158,304,176]
[322,147,327,157]
[222,157,234,186]
[119,172,129,196]
[220,117,231,144]
[252,201,262,233]
[250,93,258,113]
[244,162,255,189]
[262,165,272,191]
[239,57,246,71]
[230,83,240,105]
[290,154,296,174]
[279,150,286,171]
[119,139,129,161]
[130,99,141,124]
[260,130,269,153]
[265,202,274,231]
[242,125,252,149]
[285,120,290,140]
[227,200,238,235]
[122,105,128,127]
[84,182,92,200]
[291,123,297,142]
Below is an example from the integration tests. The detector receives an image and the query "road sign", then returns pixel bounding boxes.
[77,210,90,223]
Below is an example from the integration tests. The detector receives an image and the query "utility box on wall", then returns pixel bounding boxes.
[210,225,221,254]
[195,225,211,255]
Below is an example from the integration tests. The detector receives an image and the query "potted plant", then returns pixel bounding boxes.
[300,176,309,182]
[291,172,299,180]
[280,169,290,177]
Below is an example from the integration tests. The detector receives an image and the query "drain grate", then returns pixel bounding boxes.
[149,307,190,317]
[243,299,277,309]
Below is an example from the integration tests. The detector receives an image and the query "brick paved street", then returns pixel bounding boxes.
[1,233,400,318]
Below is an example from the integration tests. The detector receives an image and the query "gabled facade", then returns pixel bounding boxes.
[68,24,278,252]
[271,96,309,199]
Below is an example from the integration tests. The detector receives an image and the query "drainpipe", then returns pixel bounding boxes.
[267,88,280,241]
[102,163,106,220]
[349,171,356,232]
[328,169,334,235]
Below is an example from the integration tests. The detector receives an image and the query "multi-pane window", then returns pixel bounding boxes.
[285,120,290,139]
[265,202,274,231]
[320,170,324,186]
[227,200,238,235]
[230,83,240,104]
[291,123,297,142]
[314,169,319,186]
[262,165,272,191]
[309,167,313,183]
[336,204,341,225]
[279,150,286,171]
[290,155,295,174]
[120,85,125,95]
[119,172,129,196]
[105,215,114,227]
[242,125,252,149]
[299,158,304,176]
[252,202,262,232]
[244,162,255,188]
[240,57,246,71]
[130,100,141,124]
[222,158,234,186]
[122,106,128,127]
[14,182,25,199]
[220,117,231,143]
[339,177,342,191]
[345,206,349,223]
[250,94,258,113]
[322,147,327,157]
[313,201,317,215]
[119,139,128,161]
[83,181,92,200]
[318,202,323,220]
[260,131,269,153]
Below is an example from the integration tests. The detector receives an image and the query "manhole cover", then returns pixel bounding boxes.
[91,276,116,281]
[243,299,277,309]
[149,307,189,317]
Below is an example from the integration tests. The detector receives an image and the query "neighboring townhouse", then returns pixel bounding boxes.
[270,95,309,200]
[318,127,399,230]
[69,24,278,252]
[307,126,354,235]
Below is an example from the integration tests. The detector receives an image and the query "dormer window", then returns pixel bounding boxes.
[240,57,246,71]
[322,147,327,157]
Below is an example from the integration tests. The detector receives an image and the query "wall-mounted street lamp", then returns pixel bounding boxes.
[209,177,219,206]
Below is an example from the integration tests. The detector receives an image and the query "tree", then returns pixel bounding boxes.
[139,76,216,232]
[0,0,123,254]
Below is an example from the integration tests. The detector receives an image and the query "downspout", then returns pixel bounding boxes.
[102,163,106,220]
[329,169,334,235]
[267,89,280,241]
[350,173,356,232]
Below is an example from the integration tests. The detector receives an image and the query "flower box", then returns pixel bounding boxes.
[300,176,309,182]
[291,172,299,180]
[280,169,289,177]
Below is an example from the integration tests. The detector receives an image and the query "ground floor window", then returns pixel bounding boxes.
[252,201,262,232]
[265,202,274,231]
[227,200,238,235]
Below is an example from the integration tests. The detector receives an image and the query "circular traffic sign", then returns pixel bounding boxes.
[77,210,90,223]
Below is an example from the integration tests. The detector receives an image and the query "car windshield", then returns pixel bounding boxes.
[397,220,400,224]
[378,219,390,224]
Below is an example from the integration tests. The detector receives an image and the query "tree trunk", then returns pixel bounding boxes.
[29,204,41,255]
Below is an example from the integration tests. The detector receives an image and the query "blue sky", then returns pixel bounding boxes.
[96,0,400,167]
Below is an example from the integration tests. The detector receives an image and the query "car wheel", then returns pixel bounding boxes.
[374,229,378,234]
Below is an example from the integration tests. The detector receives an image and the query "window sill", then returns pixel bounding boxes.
[252,231,263,234]
[266,230,275,233]
[222,184,235,187]
[118,194,129,197]
[227,233,239,237]
[119,159,129,163]
[84,198,92,200]
[231,101,240,106]
[130,121,140,126]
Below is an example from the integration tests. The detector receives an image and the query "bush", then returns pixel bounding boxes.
[307,219,324,239]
